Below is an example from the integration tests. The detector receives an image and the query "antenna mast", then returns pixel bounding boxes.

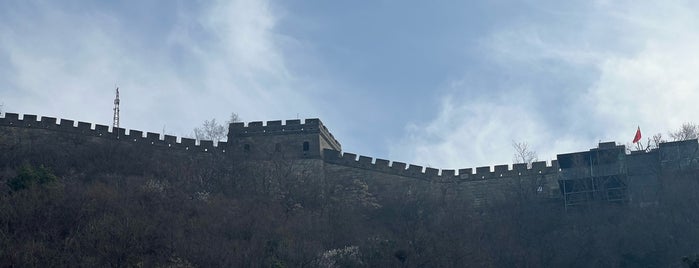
[113,86,120,128]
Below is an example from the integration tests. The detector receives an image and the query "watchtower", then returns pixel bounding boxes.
[227,118,341,160]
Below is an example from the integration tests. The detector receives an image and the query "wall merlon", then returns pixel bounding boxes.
[476,167,491,179]
[425,167,439,177]
[128,130,144,140]
[407,164,424,175]
[164,135,177,144]
[147,132,160,141]
[77,122,92,132]
[95,124,108,134]
[5,113,19,122]
[115,128,126,137]
[494,165,508,173]
[343,153,358,163]
[358,155,373,167]
[304,118,320,126]
[373,159,391,172]
[23,115,38,126]
[59,119,75,130]
[513,163,527,171]
[180,138,195,148]
[266,120,282,131]
[0,113,18,126]
[199,140,214,151]
[248,121,264,132]
[374,158,389,166]
[531,161,547,171]
[42,117,58,127]
[391,161,407,171]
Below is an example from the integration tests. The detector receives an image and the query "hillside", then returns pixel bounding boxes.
[1,114,699,267]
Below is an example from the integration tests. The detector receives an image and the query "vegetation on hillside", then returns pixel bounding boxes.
[1,122,699,266]
[2,161,699,267]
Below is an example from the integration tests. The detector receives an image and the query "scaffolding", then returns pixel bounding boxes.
[558,142,629,211]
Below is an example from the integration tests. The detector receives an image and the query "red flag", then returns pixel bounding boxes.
[632,126,642,143]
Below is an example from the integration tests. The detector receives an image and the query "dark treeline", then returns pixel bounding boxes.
[1,128,699,267]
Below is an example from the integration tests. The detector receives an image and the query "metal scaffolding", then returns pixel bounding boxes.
[558,142,629,211]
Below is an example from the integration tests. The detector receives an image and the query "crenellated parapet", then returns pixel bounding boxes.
[322,149,559,183]
[0,113,227,153]
[229,118,341,151]
[0,112,560,183]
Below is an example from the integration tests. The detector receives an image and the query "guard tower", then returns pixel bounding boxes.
[557,142,629,210]
[227,118,341,160]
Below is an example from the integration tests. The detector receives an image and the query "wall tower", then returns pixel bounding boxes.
[227,118,341,160]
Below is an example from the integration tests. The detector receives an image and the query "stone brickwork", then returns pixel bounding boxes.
[0,113,227,154]
[227,119,341,160]
[0,112,564,207]
[3,111,696,208]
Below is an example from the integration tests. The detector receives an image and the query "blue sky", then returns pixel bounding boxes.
[2,0,699,169]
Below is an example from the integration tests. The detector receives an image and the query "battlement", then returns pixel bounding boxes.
[323,149,559,182]
[0,112,227,153]
[0,112,561,181]
[229,118,341,151]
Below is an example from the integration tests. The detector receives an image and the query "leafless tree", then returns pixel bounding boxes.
[512,141,538,168]
[194,118,227,143]
[228,112,241,124]
[647,133,665,150]
[192,113,241,144]
[669,123,699,141]
[630,133,666,152]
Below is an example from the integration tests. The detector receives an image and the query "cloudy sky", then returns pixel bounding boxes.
[2,0,699,169]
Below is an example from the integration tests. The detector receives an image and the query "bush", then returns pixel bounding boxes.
[7,164,58,191]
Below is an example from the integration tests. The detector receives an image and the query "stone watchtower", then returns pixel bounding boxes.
[227,118,341,160]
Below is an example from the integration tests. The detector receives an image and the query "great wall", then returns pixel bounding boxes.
[2,112,698,209]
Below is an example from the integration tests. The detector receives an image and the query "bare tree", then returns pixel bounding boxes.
[193,118,227,143]
[669,123,699,141]
[648,133,665,150]
[228,112,241,124]
[512,141,538,168]
[192,113,242,144]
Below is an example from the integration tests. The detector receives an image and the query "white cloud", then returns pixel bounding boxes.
[0,0,311,137]
[390,90,581,169]
[394,0,699,169]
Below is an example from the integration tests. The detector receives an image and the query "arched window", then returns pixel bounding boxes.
[275,143,282,152]
[244,144,250,152]
[303,141,310,151]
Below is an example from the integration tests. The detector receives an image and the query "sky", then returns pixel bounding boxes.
[2,0,699,170]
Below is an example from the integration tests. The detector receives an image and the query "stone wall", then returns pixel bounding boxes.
[0,113,227,154]
[0,112,564,208]
[227,119,342,160]
[322,149,561,207]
